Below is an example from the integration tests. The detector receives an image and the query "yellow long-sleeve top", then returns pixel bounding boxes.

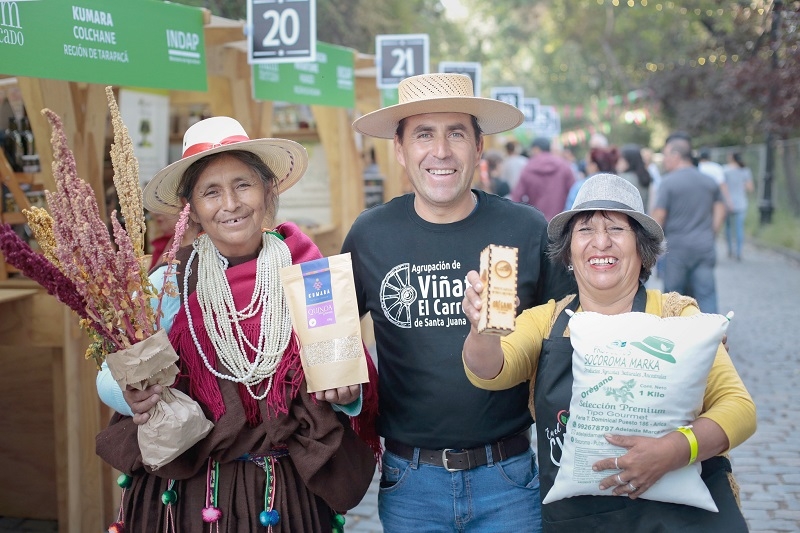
[465,289,756,452]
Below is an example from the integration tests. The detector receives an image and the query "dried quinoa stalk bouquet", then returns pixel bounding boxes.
[0,89,210,470]
[0,87,190,369]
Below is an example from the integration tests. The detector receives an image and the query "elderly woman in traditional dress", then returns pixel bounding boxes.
[461,173,755,532]
[95,117,378,532]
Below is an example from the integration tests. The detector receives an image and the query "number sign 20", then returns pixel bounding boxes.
[262,8,300,47]
[248,0,316,64]
[376,34,429,88]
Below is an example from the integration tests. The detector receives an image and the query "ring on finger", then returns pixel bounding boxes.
[614,457,619,470]
[628,482,637,492]
[616,474,624,485]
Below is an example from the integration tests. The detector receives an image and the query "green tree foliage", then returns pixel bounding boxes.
[314,0,467,59]
[459,0,799,145]
[646,1,800,144]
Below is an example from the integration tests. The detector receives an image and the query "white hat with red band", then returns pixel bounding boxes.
[142,116,307,215]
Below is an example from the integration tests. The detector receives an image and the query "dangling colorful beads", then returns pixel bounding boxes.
[261,456,280,528]
[203,460,222,525]
[161,489,178,505]
[116,473,132,489]
[259,509,280,527]
[202,506,222,523]
[331,512,346,533]
[109,473,132,532]
[161,480,178,533]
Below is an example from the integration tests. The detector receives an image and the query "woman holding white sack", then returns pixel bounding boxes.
[461,173,755,531]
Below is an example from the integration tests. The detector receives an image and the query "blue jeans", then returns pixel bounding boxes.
[662,252,718,313]
[378,446,542,533]
[725,211,746,259]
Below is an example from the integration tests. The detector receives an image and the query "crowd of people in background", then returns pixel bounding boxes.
[472,130,755,315]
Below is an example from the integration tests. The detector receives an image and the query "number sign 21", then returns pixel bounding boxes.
[376,34,429,88]
[248,0,316,64]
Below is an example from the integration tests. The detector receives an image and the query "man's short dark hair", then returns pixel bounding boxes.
[531,137,551,152]
[665,131,691,146]
[698,147,712,161]
[665,137,693,162]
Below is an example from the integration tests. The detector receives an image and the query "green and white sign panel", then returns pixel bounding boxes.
[0,0,207,91]
[253,42,354,108]
[380,88,399,109]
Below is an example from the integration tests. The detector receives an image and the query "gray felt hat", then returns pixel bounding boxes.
[547,173,664,242]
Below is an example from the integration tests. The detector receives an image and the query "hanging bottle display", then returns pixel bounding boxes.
[19,116,41,173]
[4,117,24,172]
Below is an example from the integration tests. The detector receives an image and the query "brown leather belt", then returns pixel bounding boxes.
[385,433,530,472]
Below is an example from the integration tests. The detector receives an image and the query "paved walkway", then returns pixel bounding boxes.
[2,241,798,532]
[717,242,800,532]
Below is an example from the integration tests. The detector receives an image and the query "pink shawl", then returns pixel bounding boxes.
[167,223,380,456]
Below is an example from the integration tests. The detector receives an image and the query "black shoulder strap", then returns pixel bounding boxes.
[550,293,581,337]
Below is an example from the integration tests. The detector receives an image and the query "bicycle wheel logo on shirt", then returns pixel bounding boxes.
[380,263,418,327]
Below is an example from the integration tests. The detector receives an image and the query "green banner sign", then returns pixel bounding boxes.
[253,42,354,108]
[0,0,207,91]
[380,88,399,108]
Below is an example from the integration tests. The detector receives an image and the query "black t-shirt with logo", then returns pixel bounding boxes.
[341,190,575,449]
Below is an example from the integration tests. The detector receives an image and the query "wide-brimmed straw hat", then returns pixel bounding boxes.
[547,173,664,242]
[352,73,524,139]
[142,116,307,215]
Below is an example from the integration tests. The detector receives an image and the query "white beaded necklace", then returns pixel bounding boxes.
[183,231,292,400]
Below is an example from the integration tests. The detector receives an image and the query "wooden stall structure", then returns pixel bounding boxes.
[0,74,116,532]
[0,5,395,532]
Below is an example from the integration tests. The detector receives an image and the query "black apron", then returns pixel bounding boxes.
[533,285,748,532]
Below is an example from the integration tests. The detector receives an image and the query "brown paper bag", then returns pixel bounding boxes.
[280,253,369,393]
[105,328,214,470]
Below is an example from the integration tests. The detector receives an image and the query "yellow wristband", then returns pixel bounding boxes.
[676,425,698,465]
